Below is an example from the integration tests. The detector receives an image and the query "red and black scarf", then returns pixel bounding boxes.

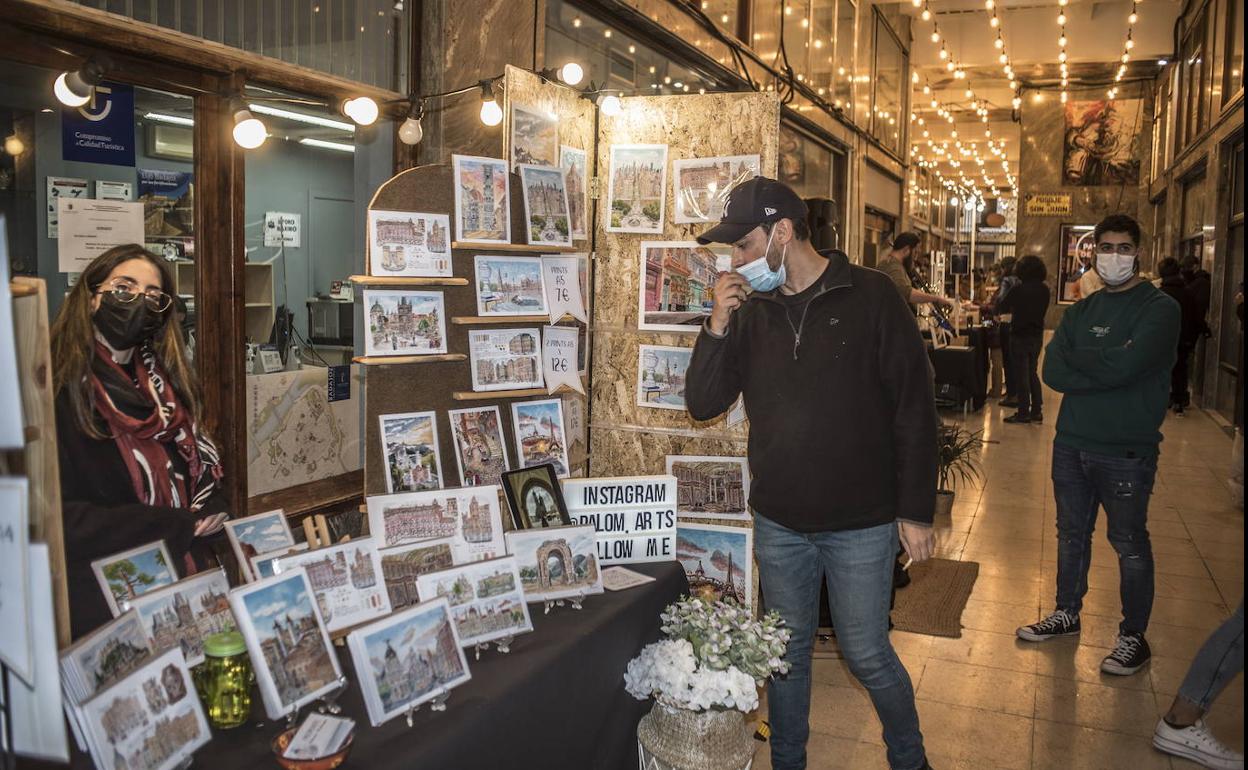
[89,341,223,513]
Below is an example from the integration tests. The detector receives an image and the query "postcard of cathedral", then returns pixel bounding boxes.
[268,538,392,634]
[415,555,534,648]
[128,569,236,667]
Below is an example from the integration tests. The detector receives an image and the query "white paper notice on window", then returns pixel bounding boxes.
[542,255,589,324]
[56,199,144,273]
[601,566,657,592]
[543,325,584,396]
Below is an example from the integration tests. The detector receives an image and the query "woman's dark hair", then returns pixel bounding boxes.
[998,256,1018,276]
[1158,257,1182,278]
[50,244,201,439]
[1094,214,1141,246]
[1015,255,1047,282]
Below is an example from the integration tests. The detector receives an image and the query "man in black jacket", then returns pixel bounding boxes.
[1159,257,1202,415]
[686,177,937,770]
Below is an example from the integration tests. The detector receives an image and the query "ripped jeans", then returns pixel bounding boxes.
[1051,442,1157,636]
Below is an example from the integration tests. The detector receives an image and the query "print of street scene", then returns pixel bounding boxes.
[365,606,465,713]
[676,527,748,605]
[513,401,567,476]
[608,146,665,231]
[522,167,570,245]
[641,242,723,327]
[243,576,339,706]
[637,346,691,409]
[382,413,442,492]
[367,292,445,355]
[476,258,547,314]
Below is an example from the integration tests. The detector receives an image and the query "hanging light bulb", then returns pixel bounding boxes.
[478,81,503,126]
[1059,35,1067,46]
[1122,52,1131,63]
[597,92,623,116]
[559,62,585,86]
[53,60,104,108]
[397,99,424,145]
[4,134,25,156]
[342,96,379,126]
[1057,13,1067,25]
[1059,51,1068,62]
[939,47,949,59]
[1012,96,1022,109]
[999,53,1009,64]
[923,84,931,94]
[994,36,1004,48]
[1060,91,1068,103]
[931,29,941,42]
[990,15,1000,27]
[1125,37,1135,49]
[921,7,932,20]
[231,107,267,149]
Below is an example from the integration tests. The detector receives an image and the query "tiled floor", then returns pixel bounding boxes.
[754,384,1244,769]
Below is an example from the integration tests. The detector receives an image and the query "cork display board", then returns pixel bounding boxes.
[588,92,781,479]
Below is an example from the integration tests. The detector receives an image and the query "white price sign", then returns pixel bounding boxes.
[561,475,677,565]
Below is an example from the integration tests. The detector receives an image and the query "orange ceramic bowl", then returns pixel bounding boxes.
[270,726,355,770]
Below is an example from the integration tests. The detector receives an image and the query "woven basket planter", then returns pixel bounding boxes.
[637,701,755,770]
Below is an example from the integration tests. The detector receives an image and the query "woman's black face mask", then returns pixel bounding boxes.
[93,291,168,350]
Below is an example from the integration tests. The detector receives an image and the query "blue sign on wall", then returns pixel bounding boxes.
[61,82,136,167]
[328,365,351,403]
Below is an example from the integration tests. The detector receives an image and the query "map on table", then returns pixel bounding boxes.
[246,366,363,497]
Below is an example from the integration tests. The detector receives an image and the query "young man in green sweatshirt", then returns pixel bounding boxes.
[1016,214,1180,676]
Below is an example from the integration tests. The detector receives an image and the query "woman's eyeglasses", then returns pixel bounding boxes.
[96,279,173,313]
[1095,243,1138,256]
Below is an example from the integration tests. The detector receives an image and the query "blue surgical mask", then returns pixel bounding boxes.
[736,226,787,292]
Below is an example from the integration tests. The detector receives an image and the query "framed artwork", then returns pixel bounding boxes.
[676,522,754,608]
[452,154,511,245]
[559,146,589,240]
[504,524,604,603]
[79,648,210,770]
[468,328,544,392]
[367,209,451,277]
[58,611,153,703]
[250,542,310,581]
[605,144,668,234]
[366,486,506,563]
[509,104,559,169]
[474,255,548,316]
[346,597,472,727]
[128,569,236,667]
[228,567,344,720]
[501,463,571,530]
[224,509,295,582]
[637,241,727,332]
[1057,224,1097,304]
[1062,99,1144,186]
[378,537,457,612]
[672,154,759,223]
[91,540,177,617]
[665,455,751,521]
[448,406,511,487]
[363,289,448,357]
[378,411,444,493]
[518,164,573,248]
[268,538,392,634]
[510,398,571,478]
[415,556,534,649]
[636,345,693,411]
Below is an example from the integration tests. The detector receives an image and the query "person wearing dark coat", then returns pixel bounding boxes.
[1180,255,1213,336]
[1158,258,1202,415]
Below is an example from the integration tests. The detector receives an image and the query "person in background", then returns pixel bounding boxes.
[1078,257,1105,299]
[686,177,937,770]
[997,255,1051,424]
[1151,601,1244,769]
[991,257,1021,407]
[981,265,1007,398]
[1017,214,1179,677]
[51,244,230,639]
[1157,257,1202,416]
[1180,255,1213,337]
[876,232,956,312]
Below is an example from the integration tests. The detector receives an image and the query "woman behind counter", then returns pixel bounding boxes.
[51,244,229,638]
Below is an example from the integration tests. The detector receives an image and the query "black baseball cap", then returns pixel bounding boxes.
[696,176,809,245]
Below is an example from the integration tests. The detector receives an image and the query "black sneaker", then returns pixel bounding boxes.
[1174,405,1187,417]
[1029,412,1043,423]
[1017,609,1081,641]
[1001,398,1019,408]
[1003,412,1031,424]
[1101,633,1151,675]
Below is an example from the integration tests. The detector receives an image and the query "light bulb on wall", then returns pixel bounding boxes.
[398,99,424,145]
[597,93,623,116]
[4,134,25,156]
[479,81,503,126]
[342,96,379,126]
[231,108,267,149]
[53,60,104,108]
[559,62,585,86]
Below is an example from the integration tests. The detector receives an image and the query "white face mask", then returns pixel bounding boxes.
[1095,253,1137,287]
[736,225,788,292]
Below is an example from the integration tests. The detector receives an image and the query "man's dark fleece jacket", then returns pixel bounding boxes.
[685,249,939,532]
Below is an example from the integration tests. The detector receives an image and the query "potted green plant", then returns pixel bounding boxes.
[936,424,984,517]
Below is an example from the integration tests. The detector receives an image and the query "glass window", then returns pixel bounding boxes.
[810,0,836,101]
[779,123,832,199]
[870,12,905,156]
[1151,73,1171,180]
[1180,7,1209,150]
[701,0,743,38]
[0,61,197,326]
[1182,172,1207,238]
[70,0,408,91]
[1226,0,1245,100]
[546,0,719,96]
[833,0,857,117]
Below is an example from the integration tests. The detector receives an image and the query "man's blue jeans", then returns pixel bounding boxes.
[754,514,926,770]
[1052,442,1157,635]
[1178,601,1245,710]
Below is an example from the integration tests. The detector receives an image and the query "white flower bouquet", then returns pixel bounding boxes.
[624,597,791,713]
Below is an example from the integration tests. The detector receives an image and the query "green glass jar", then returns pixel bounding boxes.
[193,631,253,729]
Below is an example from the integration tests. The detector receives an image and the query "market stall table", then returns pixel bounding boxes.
[50,561,688,770]
[929,327,989,411]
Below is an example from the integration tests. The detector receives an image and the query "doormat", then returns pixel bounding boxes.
[891,558,980,638]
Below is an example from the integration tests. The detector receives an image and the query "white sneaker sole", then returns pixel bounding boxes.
[1153,733,1246,770]
[1016,627,1079,642]
[1100,658,1149,675]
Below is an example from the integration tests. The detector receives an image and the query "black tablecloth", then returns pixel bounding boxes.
[48,562,688,770]
[929,328,988,411]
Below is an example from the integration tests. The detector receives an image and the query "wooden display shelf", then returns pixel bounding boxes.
[450,242,582,253]
[451,315,554,325]
[452,383,585,401]
[349,275,470,286]
[352,353,467,365]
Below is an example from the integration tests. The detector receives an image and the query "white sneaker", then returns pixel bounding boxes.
[1153,718,1245,770]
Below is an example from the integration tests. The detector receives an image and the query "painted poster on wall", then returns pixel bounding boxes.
[676,522,754,608]
[559,146,589,240]
[636,345,692,410]
[367,210,451,277]
[605,144,667,234]
[638,241,725,332]
[672,155,759,223]
[1062,99,1144,186]
[137,168,194,244]
[452,155,511,245]
[510,104,559,169]
[61,82,136,167]
[1057,224,1098,305]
